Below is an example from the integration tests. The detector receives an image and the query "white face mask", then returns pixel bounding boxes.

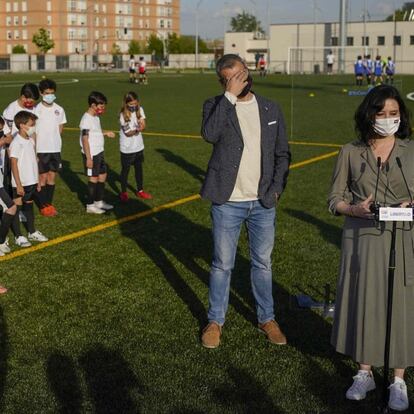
[26,126,36,137]
[373,117,400,137]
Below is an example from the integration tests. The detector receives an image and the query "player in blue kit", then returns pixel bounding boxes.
[354,56,364,86]
[385,57,395,85]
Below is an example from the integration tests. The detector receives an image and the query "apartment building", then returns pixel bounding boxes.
[0,0,180,55]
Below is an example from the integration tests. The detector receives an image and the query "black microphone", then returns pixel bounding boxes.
[396,157,413,205]
[374,156,382,205]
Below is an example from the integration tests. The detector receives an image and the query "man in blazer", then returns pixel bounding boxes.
[200,54,291,348]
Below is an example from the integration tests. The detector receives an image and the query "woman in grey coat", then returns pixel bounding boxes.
[328,85,412,411]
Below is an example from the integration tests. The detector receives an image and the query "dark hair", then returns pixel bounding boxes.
[130,54,134,59]
[357,55,362,60]
[88,91,107,106]
[354,84,411,144]
[39,78,57,93]
[215,54,246,81]
[0,116,4,127]
[20,83,39,100]
[14,111,38,129]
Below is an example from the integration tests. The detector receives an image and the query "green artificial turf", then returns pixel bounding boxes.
[0,71,413,413]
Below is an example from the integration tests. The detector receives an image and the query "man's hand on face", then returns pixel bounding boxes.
[225,69,248,97]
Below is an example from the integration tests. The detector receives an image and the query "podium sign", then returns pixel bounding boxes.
[379,207,413,222]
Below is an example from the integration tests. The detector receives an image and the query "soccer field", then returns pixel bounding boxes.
[1,71,414,413]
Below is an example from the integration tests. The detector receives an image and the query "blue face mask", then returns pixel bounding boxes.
[128,106,138,113]
[43,94,56,104]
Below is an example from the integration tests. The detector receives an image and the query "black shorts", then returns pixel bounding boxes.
[129,68,136,74]
[82,151,107,177]
[0,187,14,209]
[120,150,144,167]
[12,184,37,202]
[38,152,62,174]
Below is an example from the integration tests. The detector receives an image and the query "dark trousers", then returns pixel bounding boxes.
[120,151,144,192]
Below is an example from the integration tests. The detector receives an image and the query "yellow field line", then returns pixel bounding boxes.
[64,127,342,148]
[0,150,339,262]
[289,150,339,169]
[0,194,200,262]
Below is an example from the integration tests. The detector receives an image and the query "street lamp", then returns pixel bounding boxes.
[195,0,203,68]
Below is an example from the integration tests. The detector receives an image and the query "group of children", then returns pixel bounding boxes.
[354,55,395,86]
[129,55,148,85]
[0,80,152,258]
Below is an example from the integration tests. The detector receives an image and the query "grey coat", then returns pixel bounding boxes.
[200,93,291,208]
[328,139,414,367]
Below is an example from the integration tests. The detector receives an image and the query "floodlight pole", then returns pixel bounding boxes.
[363,0,367,55]
[195,0,203,69]
[266,0,270,72]
[339,0,348,73]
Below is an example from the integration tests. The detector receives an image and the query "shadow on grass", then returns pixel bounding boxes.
[284,208,342,249]
[156,148,205,183]
[0,306,8,412]
[79,344,142,414]
[212,366,283,413]
[60,159,87,205]
[46,352,82,414]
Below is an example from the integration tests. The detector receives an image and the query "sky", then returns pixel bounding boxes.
[180,0,408,39]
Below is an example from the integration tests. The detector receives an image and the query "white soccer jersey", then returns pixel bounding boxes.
[119,107,146,154]
[9,133,38,187]
[35,102,67,153]
[3,100,36,136]
[79,112,105,157]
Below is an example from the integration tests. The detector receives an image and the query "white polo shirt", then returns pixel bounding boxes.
[79,112,104,156]
[9,133,38,187]
[119,107,146,154]
[35,102,67,153]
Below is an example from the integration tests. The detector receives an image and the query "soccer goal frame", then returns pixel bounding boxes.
[287,46,379,75]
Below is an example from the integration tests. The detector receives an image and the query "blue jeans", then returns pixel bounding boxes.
[208,200,276,325]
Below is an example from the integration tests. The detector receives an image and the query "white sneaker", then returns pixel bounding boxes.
[15,235,32,248]
[346,370,376,400]
[19,211,27,222]
[94,200,113,211]
[28,230,48,242]
[86,204,105,214]
[389,377,409,411]
[0,249,4,257]
[0,238,11,254]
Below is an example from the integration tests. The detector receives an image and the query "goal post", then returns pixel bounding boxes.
[287,46,378,75]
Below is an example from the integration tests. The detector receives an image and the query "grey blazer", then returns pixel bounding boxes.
[200,93,291,208]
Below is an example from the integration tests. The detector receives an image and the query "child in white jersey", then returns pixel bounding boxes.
[35,78,67,217]
[9,111,48,246]
[0,116,16,257]
[118,91,152,202]
[79,91,115,214]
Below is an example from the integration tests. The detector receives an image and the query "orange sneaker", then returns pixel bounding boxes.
[40,205,56,217]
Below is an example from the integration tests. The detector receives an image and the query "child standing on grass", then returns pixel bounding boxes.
[34,78,67,217]
[118,91,152,202]
[80,91,115,214]
[9,111,48,246]
[0,116,16,257]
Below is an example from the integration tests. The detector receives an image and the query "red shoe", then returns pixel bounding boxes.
[48,204,58,216]
[40,205,56,217]
[119,192,129,202]
[136,190,152,199]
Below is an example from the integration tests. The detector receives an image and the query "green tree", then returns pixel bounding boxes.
[128,40,141,55]
[230,11,264,33]
[167,33,209,54]
[145,34,164,56]
[111,43,122,55]
[12,44,26,54]
[385,2,414,21]
[32,28,55,54]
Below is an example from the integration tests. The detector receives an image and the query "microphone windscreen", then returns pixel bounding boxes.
[377,157,382,167]
[396,157,402,168]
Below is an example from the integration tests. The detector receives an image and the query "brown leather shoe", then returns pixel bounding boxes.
[258,320,287,345]
[201,322,222,349]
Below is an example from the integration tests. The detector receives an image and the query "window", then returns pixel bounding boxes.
[6,3,11,12]
[7,45,12,54]
[346,36,353,46]
[410,35,414,45]
[7,31,12,40]
[47,1,52,11]
[362,36,369,46]
[22,2,27,11]
[394,35,401,45]
[22,30,27,40]
[14,16,19,25]
[102,4,106,12]
[102,43,107,52]
[47,16,52,25]
[14,30,19,39]
[331,37,338,46]
[159,19,164,28]
[13,2,18,12]
[377,36,385,46]
[22,16,27,25]
[6,16,11,26]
